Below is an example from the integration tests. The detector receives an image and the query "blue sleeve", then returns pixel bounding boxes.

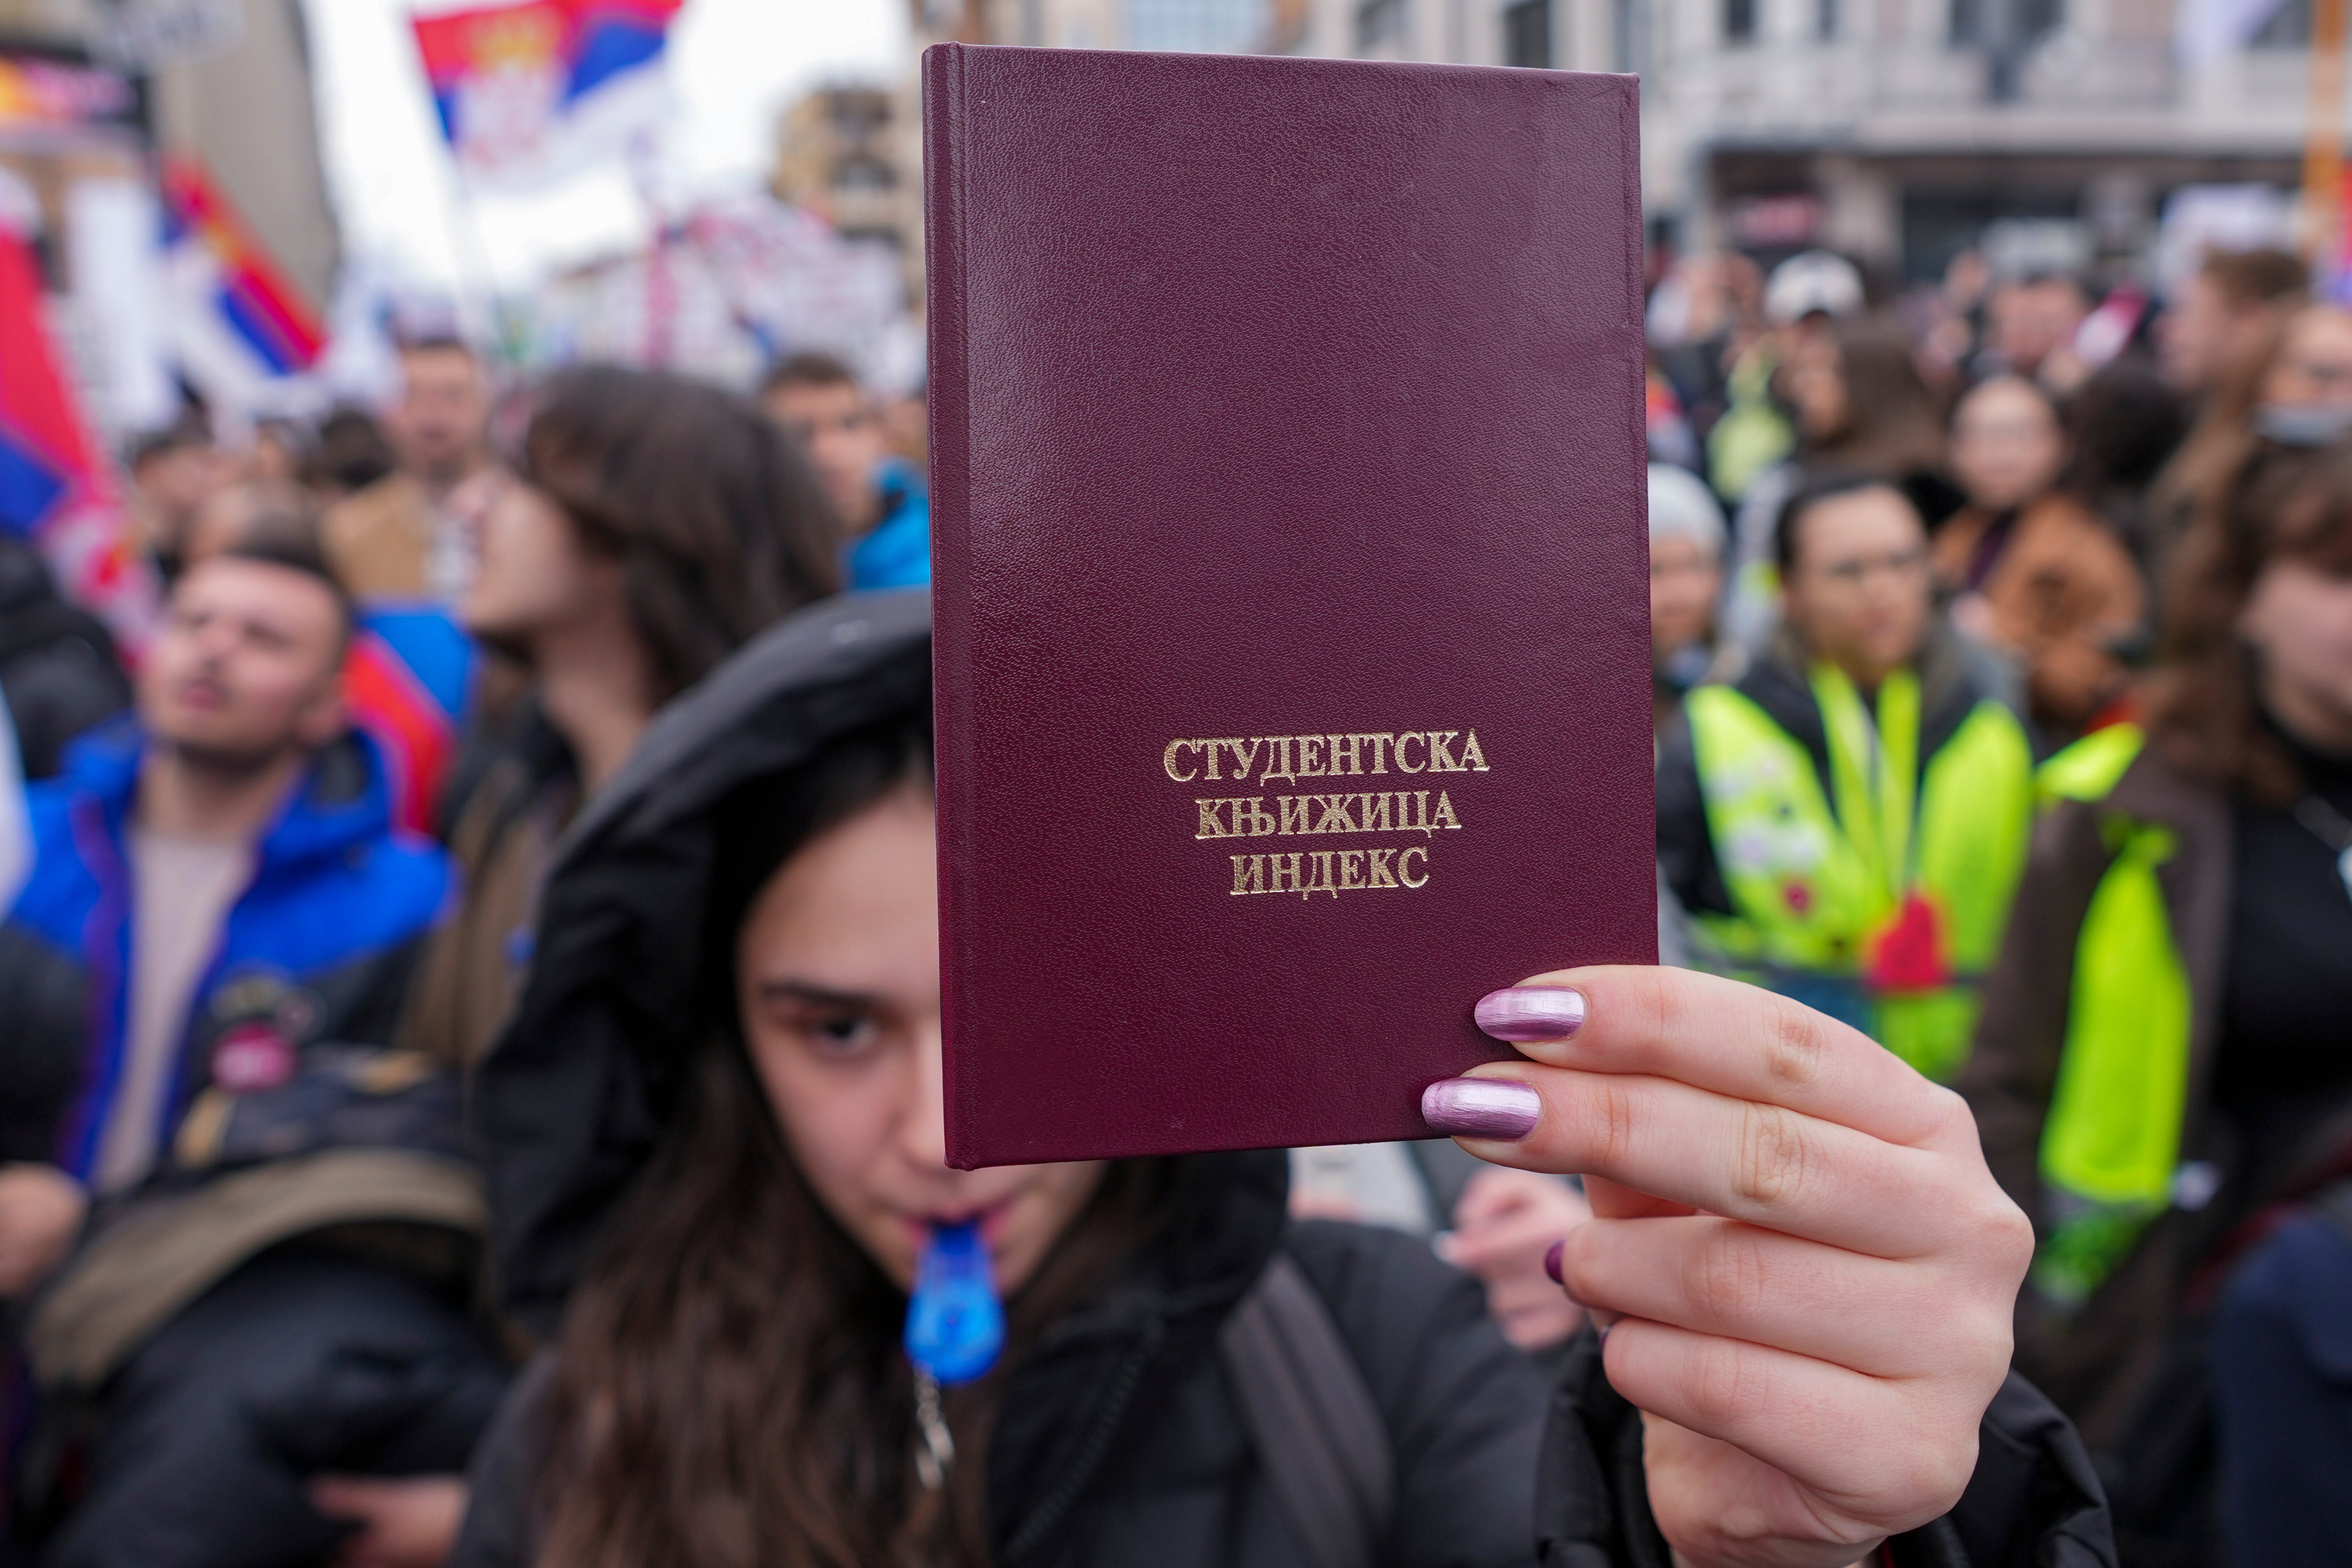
[2214,1215,2352,1566]
[847,500,932,591]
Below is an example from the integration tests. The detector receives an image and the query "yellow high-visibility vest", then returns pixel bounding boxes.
[1684,665,2033,1081]
[2027,723,2194,1308]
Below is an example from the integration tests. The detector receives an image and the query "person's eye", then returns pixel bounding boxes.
[803,1012,878,1058]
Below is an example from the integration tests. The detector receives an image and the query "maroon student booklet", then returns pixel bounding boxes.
[926,43,1655,1168]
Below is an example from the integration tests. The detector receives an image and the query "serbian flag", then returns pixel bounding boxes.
[347,608,475,836]
[161,157,325,395]
[412,0,685,191]
[0,230,93,539]
[0,206,155,653]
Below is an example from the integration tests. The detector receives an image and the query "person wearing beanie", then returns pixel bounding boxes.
[1647,462,1733,732]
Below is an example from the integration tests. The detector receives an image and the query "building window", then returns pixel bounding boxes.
[1127,0,1271,51]
[1355,0,1406,50]
[1818,0,1837,37]
[1949,0,2060,46]
[1504,0,1553,64]
[1724,0,1756,42]
[831,159,898,193]
[1618,0,1655,72]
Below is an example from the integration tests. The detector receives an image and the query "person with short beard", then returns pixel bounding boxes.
[0,543,500,1568]
[763,352,930,589]
[322,338,498,607]
[318,339,506,829]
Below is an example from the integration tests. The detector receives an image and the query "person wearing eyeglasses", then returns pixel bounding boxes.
[1655,470,2034,1086]
[763,352,932,591]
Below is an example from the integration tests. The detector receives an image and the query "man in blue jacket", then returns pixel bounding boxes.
[762,351,931,589]
[0,542,503,1566]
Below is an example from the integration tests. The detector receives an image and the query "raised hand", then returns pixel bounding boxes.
[1422,965,2033,1568]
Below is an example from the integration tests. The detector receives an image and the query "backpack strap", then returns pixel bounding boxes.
[1219,1251,1395,1568]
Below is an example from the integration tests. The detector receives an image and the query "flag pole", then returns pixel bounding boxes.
[628,126,675,368]
[437,173,517,365]
[407,8,515,365]
[2303,0,2351,263]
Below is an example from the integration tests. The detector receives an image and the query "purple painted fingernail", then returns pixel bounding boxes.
[1543,1239,1564,1284]
[1474,987,1587,1043]
[1421,1077,1541,1140]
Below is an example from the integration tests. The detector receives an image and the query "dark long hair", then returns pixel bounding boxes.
[517,365,841,702]
[535,714,1176,1567]
[2150,301,2305,560]
[1805,316,1947,479]
[2145,439,2352,804]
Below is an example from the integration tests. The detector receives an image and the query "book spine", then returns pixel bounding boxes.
[921,42,982,1168]
[1613,74,1660,965]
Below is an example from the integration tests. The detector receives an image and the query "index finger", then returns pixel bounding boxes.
[1472,966,1961,1150]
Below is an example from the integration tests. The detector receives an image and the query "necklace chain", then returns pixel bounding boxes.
[913,1368,955,1492]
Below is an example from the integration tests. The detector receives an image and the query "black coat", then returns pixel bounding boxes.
[463,592,2114,1568]
[0,533,129,781]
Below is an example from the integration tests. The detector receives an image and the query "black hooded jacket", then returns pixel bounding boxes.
[458,592,2112,1568]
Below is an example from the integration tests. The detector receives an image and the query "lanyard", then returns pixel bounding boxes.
[1810,662,1920,904]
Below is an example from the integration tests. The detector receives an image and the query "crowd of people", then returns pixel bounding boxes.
[0,237,2335,1568]
[1644,241,2352,1564]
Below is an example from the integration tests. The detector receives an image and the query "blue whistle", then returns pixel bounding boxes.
[904,1220,1005,1385]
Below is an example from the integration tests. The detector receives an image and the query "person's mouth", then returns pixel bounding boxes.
[902,1194,1020,1252]
[173,679,230,710]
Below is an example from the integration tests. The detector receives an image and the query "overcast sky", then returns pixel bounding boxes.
[304,0,909,292]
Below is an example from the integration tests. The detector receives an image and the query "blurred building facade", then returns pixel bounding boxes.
[0,0,337,305]
[772,82,923,300]
[909,0,2312,283]
[0,0,340,441]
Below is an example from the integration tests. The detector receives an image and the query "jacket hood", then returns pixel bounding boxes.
[479,591,939,1334]
[479,587,1290,1446]
[60,716,407,874]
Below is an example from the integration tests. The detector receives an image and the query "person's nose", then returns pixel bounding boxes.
[899,1024,952,1172]
[190,620,239,663]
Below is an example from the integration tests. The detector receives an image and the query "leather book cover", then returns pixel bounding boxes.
[926,43,1654,1169]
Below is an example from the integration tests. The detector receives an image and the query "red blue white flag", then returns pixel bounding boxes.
[161,158,326,379]
[412,0,686,191]
[0,205,156,653]
[160,157,328,425]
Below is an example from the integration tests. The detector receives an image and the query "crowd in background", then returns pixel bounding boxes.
[0,237,2337,1566]
[1643,240,2352,1566]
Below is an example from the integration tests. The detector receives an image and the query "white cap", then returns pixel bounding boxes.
[1648,463,1727,557]
[1763,249,1865,326]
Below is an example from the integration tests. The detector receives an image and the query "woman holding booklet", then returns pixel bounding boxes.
[447,592,2107,1568]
